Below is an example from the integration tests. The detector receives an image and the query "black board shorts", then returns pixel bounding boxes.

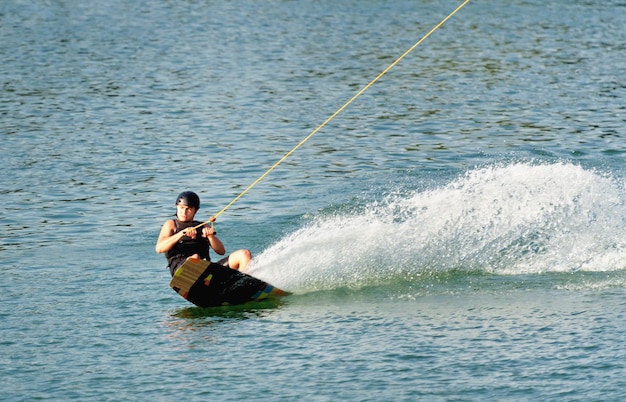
[168,255,230,276]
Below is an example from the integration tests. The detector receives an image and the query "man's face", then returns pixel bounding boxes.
[176,204,197,222]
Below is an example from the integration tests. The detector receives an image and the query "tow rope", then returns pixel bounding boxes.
[193,0,471,231]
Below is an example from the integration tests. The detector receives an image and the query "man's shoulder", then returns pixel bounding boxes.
[162,219,177,228]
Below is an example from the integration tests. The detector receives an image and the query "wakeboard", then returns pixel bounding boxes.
[170,258,288,307]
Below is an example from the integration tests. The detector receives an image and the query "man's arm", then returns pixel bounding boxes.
[155,220,186,253]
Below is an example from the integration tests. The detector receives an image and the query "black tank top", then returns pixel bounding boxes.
[165,220,211,268]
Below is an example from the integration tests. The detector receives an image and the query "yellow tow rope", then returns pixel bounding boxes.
[194,0,471,231]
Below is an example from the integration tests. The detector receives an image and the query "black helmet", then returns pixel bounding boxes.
[175,191,200,209]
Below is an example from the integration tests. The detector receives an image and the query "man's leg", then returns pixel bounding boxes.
[228,249,252,272]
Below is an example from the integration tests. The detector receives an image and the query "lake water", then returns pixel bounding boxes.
[2,0,626,400]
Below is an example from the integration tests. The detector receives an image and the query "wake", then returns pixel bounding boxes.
[249,162,626,293]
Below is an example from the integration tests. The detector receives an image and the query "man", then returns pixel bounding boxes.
[156,191,252,275]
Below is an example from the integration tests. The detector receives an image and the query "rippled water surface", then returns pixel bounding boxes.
[2,0,625,400]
